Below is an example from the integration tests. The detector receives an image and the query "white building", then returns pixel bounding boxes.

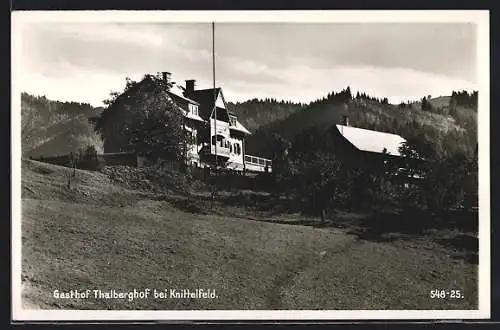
[164,72,271,173]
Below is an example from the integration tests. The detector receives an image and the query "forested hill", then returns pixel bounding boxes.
[226,98,304,132]
[21,92,104,158]
[20,87,477,162]
[245,88,478,160]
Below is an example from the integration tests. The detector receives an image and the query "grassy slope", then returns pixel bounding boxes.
[21,160,477,310]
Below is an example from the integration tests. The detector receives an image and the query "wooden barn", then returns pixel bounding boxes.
[326,116,424,182]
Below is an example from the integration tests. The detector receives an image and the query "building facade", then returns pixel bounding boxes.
[163,72,271,173]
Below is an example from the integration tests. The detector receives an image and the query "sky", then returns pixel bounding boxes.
[16,21,478,107]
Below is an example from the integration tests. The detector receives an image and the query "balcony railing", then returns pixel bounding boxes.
[211,145,230,157]
[244,155,272,167]
[244,155,272,172]
[201,143,230,158]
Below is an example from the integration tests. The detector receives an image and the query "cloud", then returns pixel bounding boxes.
[214,23,477,82]
[220,65,478,104]
[19,70,131,105]
[20,22,212,76]
[16,21,478,106]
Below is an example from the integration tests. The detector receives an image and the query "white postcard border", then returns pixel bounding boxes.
[11,9,491,321]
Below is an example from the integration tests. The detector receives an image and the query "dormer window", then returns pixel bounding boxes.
[188,103,198,116]
[229,115,237,126]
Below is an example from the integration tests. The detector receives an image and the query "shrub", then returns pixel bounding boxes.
[77,145,105,171]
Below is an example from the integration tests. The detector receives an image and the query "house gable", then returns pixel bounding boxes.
[210,89,230,121]
[215,91,226,109]
[186,88,231,122]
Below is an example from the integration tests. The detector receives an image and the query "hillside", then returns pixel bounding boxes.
[246,91,478,159]
[227,98,304,132]
[21,159,478,310]
[21,93,104,158]
[20,89,477,161]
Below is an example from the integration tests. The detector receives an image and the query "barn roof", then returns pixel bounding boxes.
[336,124,407,157]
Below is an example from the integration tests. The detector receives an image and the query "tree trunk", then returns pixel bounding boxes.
[273,173,281,203]
[320,208,325,225]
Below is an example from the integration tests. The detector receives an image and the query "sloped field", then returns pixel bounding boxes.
[20,160,478,310]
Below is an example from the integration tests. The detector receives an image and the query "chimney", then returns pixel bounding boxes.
[342,115,350,126]
[161,72,171,83]
[185,79,196,94]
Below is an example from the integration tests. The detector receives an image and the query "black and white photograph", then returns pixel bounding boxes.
[11,10,490,320]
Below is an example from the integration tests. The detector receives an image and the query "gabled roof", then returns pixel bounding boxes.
[185,88,222,120]
[167,84,200,105]
[230,120,251,135]
[187,87,251,134]
[165,84,205,122]
[184,111,205,122]
[336,125,406,157]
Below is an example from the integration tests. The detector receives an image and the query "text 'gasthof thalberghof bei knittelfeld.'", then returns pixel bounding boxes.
[52,288,219,302]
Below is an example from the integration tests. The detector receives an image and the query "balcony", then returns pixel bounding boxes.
[210,118,230,136]
[244,155,272,173]
[210,144,230,157]
[200,143,230,158]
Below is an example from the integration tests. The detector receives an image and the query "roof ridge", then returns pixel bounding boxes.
[336,124,403,138]
[192,87,221,92]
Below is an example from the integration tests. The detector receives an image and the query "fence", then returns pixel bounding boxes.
[33,152,139,169]
[101,152,138,167]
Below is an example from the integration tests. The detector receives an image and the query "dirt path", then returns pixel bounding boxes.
[266,228,362,309]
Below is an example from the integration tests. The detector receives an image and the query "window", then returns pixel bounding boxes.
[212,135,225,148]
[229,143,233,153]
[229,115,237,126]
[189,103,199,116]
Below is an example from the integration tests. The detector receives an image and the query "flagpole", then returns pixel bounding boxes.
[212,21,217,173]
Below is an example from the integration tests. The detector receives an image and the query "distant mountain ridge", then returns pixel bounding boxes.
[21,92,104,158]
[245,90,478,159]
[20,88,477,160]
[226,98,304,132]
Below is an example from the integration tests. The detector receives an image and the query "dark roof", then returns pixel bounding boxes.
[167,85,199,105]
[185,88,221,120]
